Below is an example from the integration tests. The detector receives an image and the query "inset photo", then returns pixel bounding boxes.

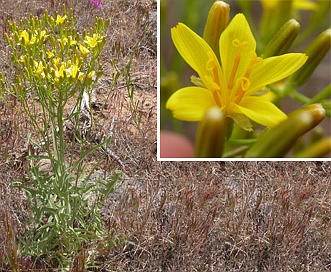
[159,0,331,159]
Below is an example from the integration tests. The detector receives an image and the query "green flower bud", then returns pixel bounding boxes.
[293,103,326,127]
[246,103,325,158]
[195,107,225,158]
[260,0,292,46]
[203,1,230,59]
[288,29,331,87]
[263,19,300,58]
[0,73,5,90]
[5,33,14,48]
[295,137,331,158]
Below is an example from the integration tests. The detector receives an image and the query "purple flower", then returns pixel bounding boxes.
[90,0,103,8]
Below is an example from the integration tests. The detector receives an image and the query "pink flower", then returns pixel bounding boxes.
[90,0,103,8]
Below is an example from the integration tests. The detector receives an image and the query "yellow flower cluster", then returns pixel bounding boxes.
[19,29,48,46]
[15,14,104,85]
[31,57,95,84]
[4,8,109,105]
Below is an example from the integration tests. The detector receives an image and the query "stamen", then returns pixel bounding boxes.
[244,51,263,79]
[206,52,220,86]
[212,91,222,108]
[234,77,250,104]
[228,40,249,90]
[204,74,222,107]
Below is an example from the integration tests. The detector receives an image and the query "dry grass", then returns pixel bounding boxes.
[0,1,331,271]
[100,161,331,271]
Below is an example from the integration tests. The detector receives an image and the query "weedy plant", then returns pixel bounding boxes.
[0,5,120,268]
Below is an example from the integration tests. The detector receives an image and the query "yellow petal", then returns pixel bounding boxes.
[166,87,216,121]
[171,23,221,88]
[19,30,29,45]
[247,53,307,94]
[231,96,287,128]
[220,13,256,86]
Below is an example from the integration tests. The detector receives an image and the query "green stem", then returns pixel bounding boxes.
[290,90,310,104]
[306,84,331,105]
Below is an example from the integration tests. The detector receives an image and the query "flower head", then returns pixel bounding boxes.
[19,30,30,45]
[65,64,80,78]
[79,44,90,57]
[166,14,308,131]
[90,0,103,9]
[84,34,103,48]
[55,15,67,25]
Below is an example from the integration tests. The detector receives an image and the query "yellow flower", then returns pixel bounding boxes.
[68,35,77,46]
[53,63,65,82]
[36,30,48,42]
[87,70,95,78]
[78,72,85,82]
[65,64,79,78]
[46,50,55,59]
[58,37,68,47]
[34,61,45,78]
[55,15,67,25]
[166,14,308,131]
[84,34,103,48]
[53,57,60,68]
[79,44,90,57]
[19,30,30,45]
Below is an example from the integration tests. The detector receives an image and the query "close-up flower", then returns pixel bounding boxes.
[166,14,308,131]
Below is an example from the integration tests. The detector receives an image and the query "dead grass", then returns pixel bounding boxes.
[0,1,331,271]
[99,162,331,271]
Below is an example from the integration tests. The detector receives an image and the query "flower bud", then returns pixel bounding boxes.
[295,137,331,158]
[263,19,300,58]
[203,1,230,59]
[195,107,225,158]
[292,103,326,127]
[5,33,14,48]
[288,29,331,87]
[260,0,292,46]
[0,73,6,92]
[246,104,325,158]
